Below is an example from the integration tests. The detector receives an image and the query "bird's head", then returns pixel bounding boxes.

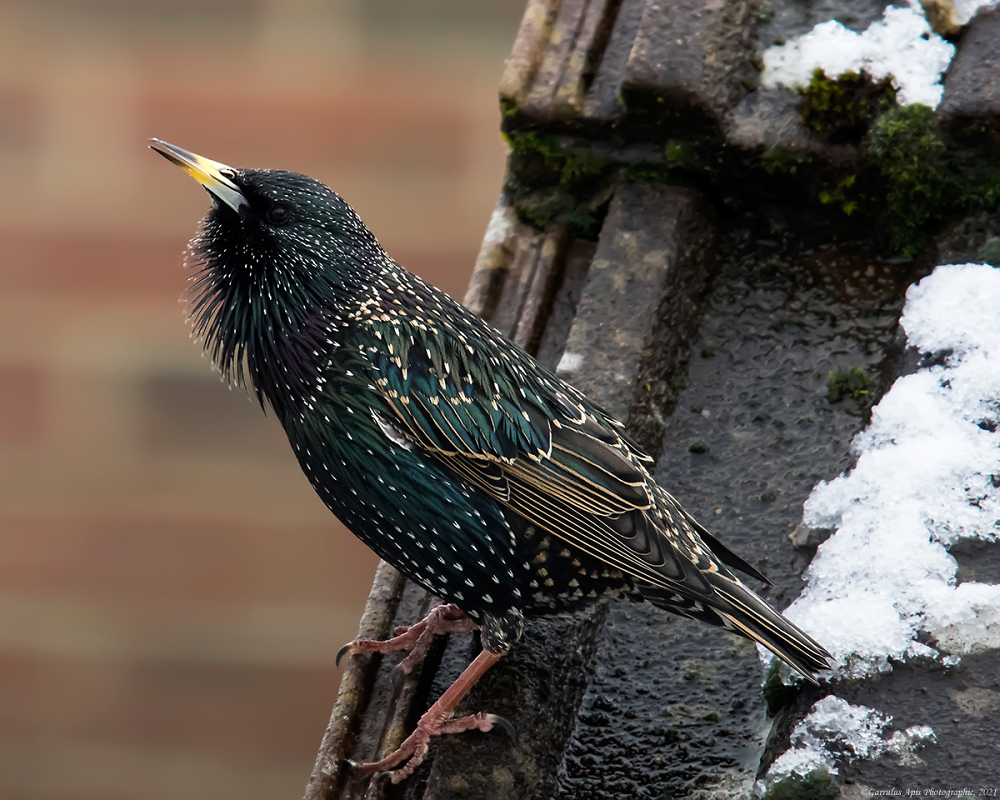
[151,139,386,410]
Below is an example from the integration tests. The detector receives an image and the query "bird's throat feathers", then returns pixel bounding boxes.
[183,199,386,417]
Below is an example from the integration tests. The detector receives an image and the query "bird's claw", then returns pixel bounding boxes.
[491,714,518,745]
[335,605,477,671]
[347,710,511,783]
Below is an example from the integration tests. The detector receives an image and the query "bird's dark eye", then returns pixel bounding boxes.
[266,203,291,225]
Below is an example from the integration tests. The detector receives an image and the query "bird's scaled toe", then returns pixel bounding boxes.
[336,604,477,674]
[348,729,427,781]
[334,629,424,667]
[349,709,510,782]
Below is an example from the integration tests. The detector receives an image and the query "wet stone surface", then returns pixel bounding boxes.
[555,241,923,798]
[556,181,716,444]
[653,243,924,607]
[416,607,608,800]
[583,0,647,123]
[756,0,894,45]
[939,7,1000,122]
[838,653,1000,790]
[951,538,1000,587]
[622,0,758,131]
[557,602,770,799]
[534,238,596,372]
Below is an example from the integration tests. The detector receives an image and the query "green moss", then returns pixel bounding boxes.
[762,660,800,716]
[799,68,894,142]
[620,140,704,188]
[818,174,859,216]
[501,93,997,257]
[762,770,839,800]
[762,147,815,176]
[812,104,999,257]
[868,105,953,256]
[503,131,616,236]
[624,163,674,184]
[794,73,1000,255]
[980,238,1000,267]
[513,190,609,236]
[827,367,872,403]
[504,131,607,188]
[800,70,866,131]
[664,139,703,169]
[977,171,1000,209]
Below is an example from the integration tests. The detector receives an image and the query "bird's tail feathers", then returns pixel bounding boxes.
[641,574,831,683]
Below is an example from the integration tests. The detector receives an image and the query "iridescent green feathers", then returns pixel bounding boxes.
[184,169,384,412]
[349,273,830,678]
[175,161,831,681]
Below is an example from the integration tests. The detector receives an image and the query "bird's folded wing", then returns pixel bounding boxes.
[362,318,719,595]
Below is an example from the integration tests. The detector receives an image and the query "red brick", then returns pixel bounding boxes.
[0,87,42,150]
[0,652,334,762]
[137,372,293,460]
[0,652,37,741]
[0,793,125,800]
[139,83,472,176]
[124,659,336,760]
[389,249,476,303]
[0,229,189,300]
[0,515,379,608]
[0,365,45,447]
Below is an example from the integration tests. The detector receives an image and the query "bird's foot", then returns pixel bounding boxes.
[347,649,509,782]
[336,603,477,674]
[349,710,507,783]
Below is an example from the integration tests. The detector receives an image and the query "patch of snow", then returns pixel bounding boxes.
[759,263,999,782]
[756,696,936,795]
[556,351,583,374]
[761,5,956,108]
[783,263,1000,678]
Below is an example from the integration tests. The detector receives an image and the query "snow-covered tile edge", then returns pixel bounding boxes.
[756,262,1000,787]
[761,4,967,108]
[755,696,936,795]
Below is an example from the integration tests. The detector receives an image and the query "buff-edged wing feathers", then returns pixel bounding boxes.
[154,141,832,781]
[358,301,831,681]
[153,140,830,699]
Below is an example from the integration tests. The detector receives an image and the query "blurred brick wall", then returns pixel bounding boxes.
[0,1,522,797]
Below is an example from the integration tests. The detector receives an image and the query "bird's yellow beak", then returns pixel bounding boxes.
[149,138,248,214]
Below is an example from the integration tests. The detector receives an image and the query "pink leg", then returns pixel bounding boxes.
[350,649,504,783]
[337,603,477,674]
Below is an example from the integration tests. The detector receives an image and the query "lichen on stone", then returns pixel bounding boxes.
[798,68,895,143]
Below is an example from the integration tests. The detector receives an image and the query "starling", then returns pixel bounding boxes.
[151,139,831,781]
